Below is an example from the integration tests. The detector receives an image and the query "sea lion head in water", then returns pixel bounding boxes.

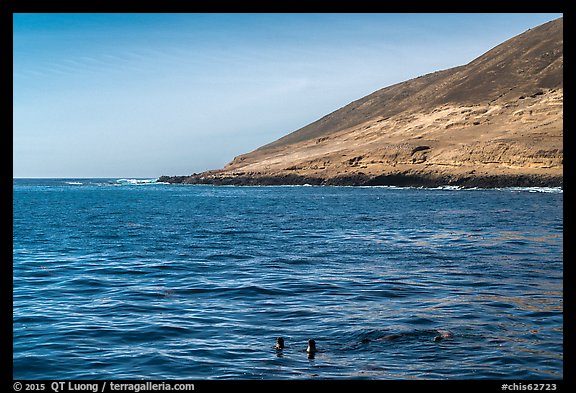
[433,330,453,341]
[307,339,317,353]
[275,337,285,349]
[306,339,317,359]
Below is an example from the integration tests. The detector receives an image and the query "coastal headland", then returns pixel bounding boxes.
[160,18,563,188]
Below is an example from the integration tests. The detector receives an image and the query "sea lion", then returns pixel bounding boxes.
[380,334,402,341]
[433,330,453,341]
[307,339,317,353]
[363,334,402,343]
[307,339,317,359]
[363,330,452,343]
[275,337,285,349]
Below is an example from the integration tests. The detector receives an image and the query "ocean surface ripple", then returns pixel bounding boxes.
[13,179,563,379]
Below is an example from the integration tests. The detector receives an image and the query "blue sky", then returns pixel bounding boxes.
[13,13,562,178]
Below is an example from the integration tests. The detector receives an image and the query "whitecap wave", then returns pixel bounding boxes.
[499,187,563,193]
[431,185,464,190]
[115,178,157,185]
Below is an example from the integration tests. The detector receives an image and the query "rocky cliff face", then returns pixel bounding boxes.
[162,18,563,187]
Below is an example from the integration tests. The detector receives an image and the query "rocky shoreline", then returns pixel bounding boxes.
[157,172,563,188]
[158,20,562,190]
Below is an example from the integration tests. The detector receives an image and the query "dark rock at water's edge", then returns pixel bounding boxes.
[157,173,563,188]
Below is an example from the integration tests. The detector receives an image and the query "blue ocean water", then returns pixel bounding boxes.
[13,179,563,379]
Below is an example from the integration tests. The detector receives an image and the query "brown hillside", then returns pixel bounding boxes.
[162,17,563,187]
[251,17,562,154]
